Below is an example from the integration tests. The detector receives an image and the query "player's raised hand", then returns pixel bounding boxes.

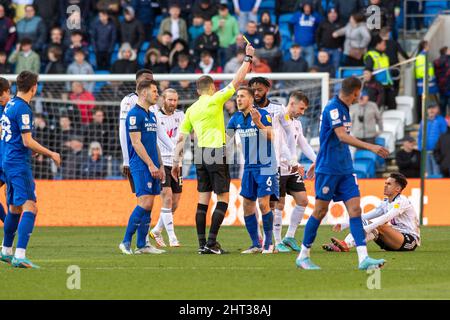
[306,162,316,180]
[149,164,160,179]
[249,108,261,124]
[245,44,255,57]
[51,152,61,167]
[171,166,180,181]
[370,144,390,158]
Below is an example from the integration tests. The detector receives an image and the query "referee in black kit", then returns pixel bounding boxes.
[172,44,255,254]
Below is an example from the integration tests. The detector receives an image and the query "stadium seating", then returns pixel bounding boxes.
[396,96,415,126]
[375,136,387,169]
[259,0,275,10]
[93,70,110,93]
[354,161,371,178]
[377,131,396,154]
[354,150,377,177]
[338,67,365,79]
[382,110,406,140]
[424,1,449,26]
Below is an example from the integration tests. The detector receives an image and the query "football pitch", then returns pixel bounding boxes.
[1,226,450,300]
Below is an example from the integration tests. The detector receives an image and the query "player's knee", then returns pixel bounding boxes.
[297,196,308,207]
[259,202,271,214]
[217,192,229,203]
[9,205,22,214]
[347,206,362,217]
[23,201,37,214]
[138,197,153,211]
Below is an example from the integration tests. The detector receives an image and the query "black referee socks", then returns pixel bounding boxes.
[207,201,228,247]
[196,203,209,247]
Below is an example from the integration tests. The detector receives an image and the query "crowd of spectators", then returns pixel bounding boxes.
[0,0,448,179]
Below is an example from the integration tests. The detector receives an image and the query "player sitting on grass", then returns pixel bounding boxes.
[323,173,421,252]
[119,79,166,255]
[227,87,278,254]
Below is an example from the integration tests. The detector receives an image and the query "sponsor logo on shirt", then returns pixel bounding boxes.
[330,109,339,120]
[129,116,136,126]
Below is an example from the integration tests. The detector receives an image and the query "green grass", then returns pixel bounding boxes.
[1,226,450,299]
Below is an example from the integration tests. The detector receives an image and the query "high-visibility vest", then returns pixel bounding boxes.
[364,50,393,86]
[415,52,435,79]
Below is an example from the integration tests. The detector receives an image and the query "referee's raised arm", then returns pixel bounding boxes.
[231,44,255,89]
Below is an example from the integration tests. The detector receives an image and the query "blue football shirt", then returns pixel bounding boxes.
[315,96,354,175]
[0,104,4,170]
[1,96,33,171]
[227,108,277,172]
[126,104,160,172]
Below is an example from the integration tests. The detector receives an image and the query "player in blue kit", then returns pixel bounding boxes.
[296,77,390,270]
[0,77,11,224]
[227,87,279,254]
[0,72,61,268]
[119,79,166,255]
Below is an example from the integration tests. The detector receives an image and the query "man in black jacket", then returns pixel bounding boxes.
[281,43,308,72]
[434,117,450,177]
[194,19,220,61]
[396,136,421,178]
[315,8,344,71]
[119,6,145,52]
[33,0,60,31]
[334,0,363,23]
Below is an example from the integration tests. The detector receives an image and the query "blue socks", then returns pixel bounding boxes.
[244,214,260,248]
[349,216,367,247]
[262,211,273,250]
[302,215,321,248]
[3,212,21,248]
[123,206,147,244]
[16,211,36,250]
[136,210,151,249]
[0,204,6,223]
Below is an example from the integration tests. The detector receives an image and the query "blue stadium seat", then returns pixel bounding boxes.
[427,173,443,179]
[353,162,369,179]
[279,24,291,38]
[93,70,110,92]
[140,41,150,52]
[375,136,386,169]
[89,51,97,69]
[424,1,448,9]
[138,51,146,67]
[423,4,448,27]
[338,67,365,79]
[259,0,275,10]
[354,159,375,178]
[355,150,378,163]
[110,51,118,66]
[279,13,294,24]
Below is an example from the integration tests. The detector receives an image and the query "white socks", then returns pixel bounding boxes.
[153,214,165,233]
[356,246,368,264]
[298,244,310,260]
[14,248,26,259]
[286,205,305,238]
[161,208,177,241]
[345,230,378,249]
[273,209,283,245]
[2,247,12,256]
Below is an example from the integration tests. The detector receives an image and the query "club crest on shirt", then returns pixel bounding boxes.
[129,116,136,125]
[330,109,339,120]
[266,115,272,123]
[322,186,330,194]
[22,114,30,125]
[251,120,255,126]
[147,182,152,189]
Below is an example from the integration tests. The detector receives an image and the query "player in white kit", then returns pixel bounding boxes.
[274,91,317,253]
[119,69,174,254]
[149,89,185,247]
[323,173,421,252]
[249,77,302,252]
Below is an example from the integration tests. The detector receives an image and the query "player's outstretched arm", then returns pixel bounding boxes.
[231,44,255,89]
[22,132,61,167]
[172,133,189,180]
[129,131,161,179]
[334,126,389,158]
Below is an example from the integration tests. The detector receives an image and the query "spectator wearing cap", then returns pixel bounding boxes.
[396,136,421,178]
[289,3,321,68]
[69,81,96,125]
[130,0,154,41]
[257,11,280,47]
[418,104,448,176]
[433,46,450,117]
[243,20,263,49]
[256,32,282,72]
[158,3,188,43]
[212,4,240,65]
[0,50,12,74]
[364,35,396,109]
[333,13,371,67]
[362,69,384,108]
[111,42,139,74]
[91,10,117,70]
[233,0,261,33]
[313,50,335,77]
[33,0,60,32]
[0,4,16,54]
[192,0,218,21]
[8,38,40,74]
[194,19,220,62]
[66,49,94,92]
[82,141,108,179]
[434,117,450,177]
[64,30,89,66]
[224,49,245,73]
[120,6,145,53]
[281,44,308,73]
[61,135,86,180]
[315,7,344,71]
[189,14,204,47]
[349,90,383,145]
[16,4,46,53]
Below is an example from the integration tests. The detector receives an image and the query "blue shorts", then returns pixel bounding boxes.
[315,173,360,203]
[5,169,36,206]
[131,169,161,197]
[240,169,279,201]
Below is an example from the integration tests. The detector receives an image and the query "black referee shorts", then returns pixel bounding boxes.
[162,166,183,194]
[195,148,230,194]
